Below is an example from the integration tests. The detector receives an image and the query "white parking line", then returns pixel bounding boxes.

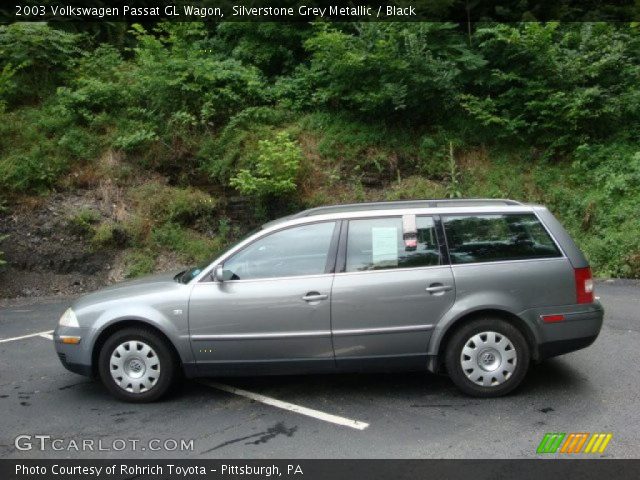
[199,380,369,431]
[39,333,54,341]
[0,330,54,344]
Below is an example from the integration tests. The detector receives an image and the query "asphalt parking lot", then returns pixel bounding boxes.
[1,280,639,459]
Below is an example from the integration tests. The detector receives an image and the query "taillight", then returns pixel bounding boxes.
[574,267,594,304]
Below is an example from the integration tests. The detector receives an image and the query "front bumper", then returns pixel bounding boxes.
[56,351,94,376]
[53,326,95,378]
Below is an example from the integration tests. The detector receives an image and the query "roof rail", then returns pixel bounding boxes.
[431,198,523,207]
[290,198,523,218]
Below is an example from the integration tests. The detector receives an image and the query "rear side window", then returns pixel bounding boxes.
[346,216,440,272]
[442,214,562,264]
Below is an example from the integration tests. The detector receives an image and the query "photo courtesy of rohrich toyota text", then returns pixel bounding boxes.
[0,1,639,479]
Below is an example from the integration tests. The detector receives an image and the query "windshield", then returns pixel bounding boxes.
[175,226,263,284]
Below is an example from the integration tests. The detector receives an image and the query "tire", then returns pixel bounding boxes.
[98,327,178,403]
[445,317,530,397]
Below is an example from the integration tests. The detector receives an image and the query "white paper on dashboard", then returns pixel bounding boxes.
[371,227,398,266]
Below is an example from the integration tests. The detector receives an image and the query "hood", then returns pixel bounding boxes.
[97,270,182,291]
[72,270,186,310]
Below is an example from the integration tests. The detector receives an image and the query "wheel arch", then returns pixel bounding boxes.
[431,308,538,373]
[91,319,184,378]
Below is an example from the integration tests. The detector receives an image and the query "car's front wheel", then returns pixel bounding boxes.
[98,327,177,402]
[445,318,530,397]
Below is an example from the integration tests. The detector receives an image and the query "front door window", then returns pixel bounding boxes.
[223,221,337,280]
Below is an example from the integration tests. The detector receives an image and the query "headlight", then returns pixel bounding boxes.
[59,308,79,328]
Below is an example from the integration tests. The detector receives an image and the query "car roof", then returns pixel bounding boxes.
[262,199,533,229]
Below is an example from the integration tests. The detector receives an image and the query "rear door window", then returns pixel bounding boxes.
[442,213,562,264]
[345,216,440,272]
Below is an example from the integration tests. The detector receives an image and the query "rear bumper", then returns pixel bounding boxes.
[535,303,604,360]
[538,334,599,360]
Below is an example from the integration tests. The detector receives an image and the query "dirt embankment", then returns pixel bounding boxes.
[0,184,255,299]
[0,192,119,298]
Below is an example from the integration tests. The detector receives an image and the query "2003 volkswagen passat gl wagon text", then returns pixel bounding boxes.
[54,199,604,402]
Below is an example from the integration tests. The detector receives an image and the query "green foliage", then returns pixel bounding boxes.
[461,23,640,151]
[118,182,222,271]
[301,112,421,181]
[1,21,640,279]
[124,250,156,278]
[0,63,20,113]
[113,129,159,152]
[216,23,311,77]
[564,143,640,277]
[230,132,302,197]
[127,23,267,126]
[91,222,128,248]
[201,106,291,182]
[151,222,224,264]
[0,103,100,195]
[130,182,216,227]
[68,208,101,236]
[0,23,84,106]
[293,23,483,120]
[385,176,446,201]
[49,23,269,175]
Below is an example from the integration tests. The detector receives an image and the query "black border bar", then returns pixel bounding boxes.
[2,1,640,23]
[2,459,640,480]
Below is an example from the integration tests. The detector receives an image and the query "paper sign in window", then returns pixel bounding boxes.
[371,227,398,267]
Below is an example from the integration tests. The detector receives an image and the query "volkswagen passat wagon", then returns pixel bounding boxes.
[54,199,603,402]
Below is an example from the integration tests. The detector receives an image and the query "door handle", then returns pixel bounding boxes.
[425,284,453,294]
[302,293,329,302]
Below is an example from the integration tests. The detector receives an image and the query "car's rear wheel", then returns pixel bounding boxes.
[98,327,177,402]
[445,318,530,397]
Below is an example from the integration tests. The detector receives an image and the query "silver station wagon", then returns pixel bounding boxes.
[54,199,604,402]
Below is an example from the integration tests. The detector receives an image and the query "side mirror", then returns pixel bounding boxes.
[214,264,225,282]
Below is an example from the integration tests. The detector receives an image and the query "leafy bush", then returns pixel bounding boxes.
[130,182,216,227]
[230,132,302,197]
[113,129,159,152]
[124,250,156,278]
[294,23,483,120]
[50,23,271,175]
[564,143,640,277]
[200,106,291,182]
[125,23,267,125]
[0,64,20,113]
[91,222,130,248]
[68,208,101,236]
[116,182,222,271]
[461,23,640,151]
[151,222,224,263]
[216,23,311,77]
[0,129,72,195]
[0,23,84,106]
